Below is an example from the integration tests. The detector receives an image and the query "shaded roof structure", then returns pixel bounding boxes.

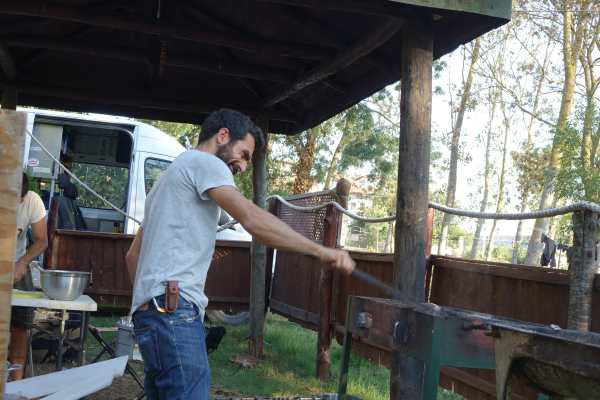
[0,1,511,134]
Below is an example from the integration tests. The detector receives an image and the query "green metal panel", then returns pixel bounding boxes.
[388,0,511,20]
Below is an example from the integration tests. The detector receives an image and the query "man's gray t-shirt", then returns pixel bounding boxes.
[130,150,235,317]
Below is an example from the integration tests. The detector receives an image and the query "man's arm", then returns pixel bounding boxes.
[126,227,143,282]
[14,218,48,282]
[208,186,355,274]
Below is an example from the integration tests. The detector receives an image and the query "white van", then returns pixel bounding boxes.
[21,108,249,240]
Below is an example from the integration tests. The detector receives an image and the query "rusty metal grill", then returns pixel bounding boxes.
[274,190,339,245]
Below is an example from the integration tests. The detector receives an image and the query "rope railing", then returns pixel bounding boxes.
[269,194,600,223]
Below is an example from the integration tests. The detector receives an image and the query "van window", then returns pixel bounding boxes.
[145,158,171,194]
[71,162,129,209]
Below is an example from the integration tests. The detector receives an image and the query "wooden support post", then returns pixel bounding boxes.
[316,179,351,380]
[568,210,599,331]
[0,110,26,395]
[249,116,269,358]
[391,16,433,400]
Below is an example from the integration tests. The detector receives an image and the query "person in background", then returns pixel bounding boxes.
[10,173,48,380]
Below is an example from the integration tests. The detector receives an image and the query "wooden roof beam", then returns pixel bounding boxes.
[0,80,298,123]
[263,19,402,108]
[256,0,412,19]
[4,37,296,83]
[0,1,332,60]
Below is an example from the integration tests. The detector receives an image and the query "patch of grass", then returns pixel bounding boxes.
[87,313,463,399]
[210,313,462,400]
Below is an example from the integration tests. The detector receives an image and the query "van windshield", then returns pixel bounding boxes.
[71,162,129,209]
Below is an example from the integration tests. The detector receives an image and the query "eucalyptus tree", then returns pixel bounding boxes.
[438,38,481,255]
[524,0,593,265]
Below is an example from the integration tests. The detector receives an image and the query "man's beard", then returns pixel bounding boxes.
[216,143,238,175]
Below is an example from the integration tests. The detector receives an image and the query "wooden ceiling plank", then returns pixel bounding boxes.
[5,36,295,83]
[0,79,298,123]
[263,19,402,108]
[0,1,332,60]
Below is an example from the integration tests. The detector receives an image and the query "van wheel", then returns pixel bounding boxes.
[206,310,249,325]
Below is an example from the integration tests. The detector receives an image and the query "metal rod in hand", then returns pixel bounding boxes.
[350,269,409,302]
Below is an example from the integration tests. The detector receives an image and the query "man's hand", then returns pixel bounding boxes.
[13,259,28,283]
[318,247,355,275]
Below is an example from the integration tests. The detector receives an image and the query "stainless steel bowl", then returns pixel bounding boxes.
[39,269,91,301]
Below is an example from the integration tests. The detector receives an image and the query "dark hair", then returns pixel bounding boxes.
[198,109,265,150]
[21,172,29,198]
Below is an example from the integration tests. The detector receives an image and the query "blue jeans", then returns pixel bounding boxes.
[133,295,210,400]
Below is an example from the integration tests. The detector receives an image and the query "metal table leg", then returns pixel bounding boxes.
[26,326,34,377]
[56,310,67,371]
[79,311,88,365]
[88,326,145,391]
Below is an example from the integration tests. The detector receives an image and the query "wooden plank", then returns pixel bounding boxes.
[0,80,298,124]
[5,36,296,83]
[0,110,25,395]
[388,0,512,20]
[0,2,332,60]
[270,299,319,326]
[390,15,433,400]
[258,0,511,19]
[54,229,135,240]
[249,117,269,358]
[431,255,574,287]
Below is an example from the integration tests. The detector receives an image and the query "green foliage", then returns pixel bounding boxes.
[555,122,600,203]
[145,120,201,147]
[71,163,129,209]
[512,145,546,208]
[491,245,514,263]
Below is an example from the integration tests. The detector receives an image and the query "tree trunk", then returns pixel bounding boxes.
[485,99,510,261]
[525,3,590,265]
[568,210,599,331]
[438,39,481,255]
[383,220,394,253]
[292,127,319,194]
[511,41,551,263]
[323,119,351,189]
[579,18,599,199]
[470,92,497,259]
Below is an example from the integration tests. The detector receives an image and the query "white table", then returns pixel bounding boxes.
[11,290,98,371]
[5,356,128,400]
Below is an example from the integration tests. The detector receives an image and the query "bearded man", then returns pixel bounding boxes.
[126,109,354,400]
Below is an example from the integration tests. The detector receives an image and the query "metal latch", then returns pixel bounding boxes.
[356,312,373,329]
[393,320,409,344]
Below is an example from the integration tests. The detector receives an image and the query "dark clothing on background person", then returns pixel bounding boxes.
[540,233,557,268]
